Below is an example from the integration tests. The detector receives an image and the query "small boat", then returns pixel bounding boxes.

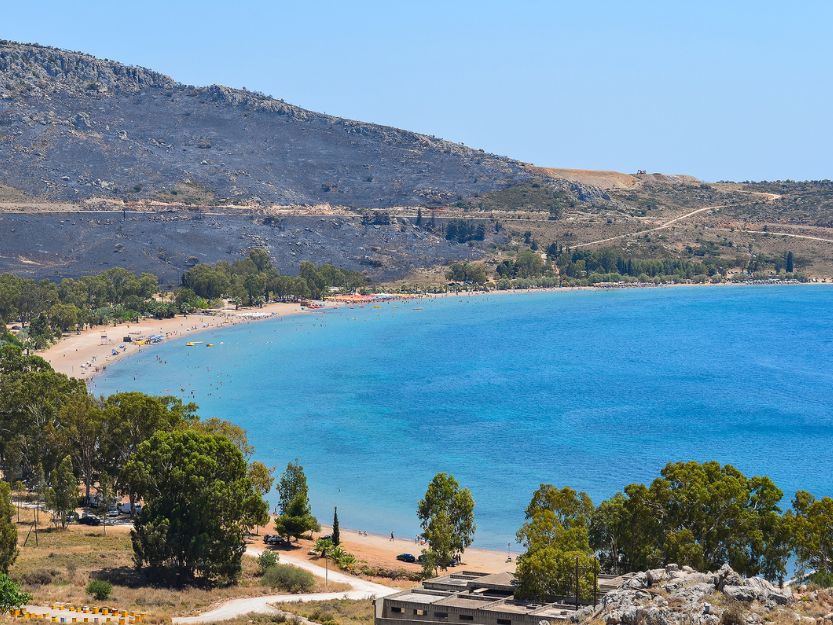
[206,343,214,347]
[186,341,203,347]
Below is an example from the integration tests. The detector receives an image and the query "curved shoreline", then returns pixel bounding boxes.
[39,280,830,382]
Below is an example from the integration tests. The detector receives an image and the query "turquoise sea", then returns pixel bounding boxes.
[92,285,833,550]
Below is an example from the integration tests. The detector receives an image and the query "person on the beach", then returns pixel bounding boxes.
[390,532,394,541]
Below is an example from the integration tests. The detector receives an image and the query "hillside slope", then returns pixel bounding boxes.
[0,40,531,207]
[0,40,831,283]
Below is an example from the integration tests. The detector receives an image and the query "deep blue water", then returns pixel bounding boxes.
[92,286,833,549]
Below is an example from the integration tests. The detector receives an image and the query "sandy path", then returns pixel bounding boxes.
[171,546,396,624]
[573,192,779,249]
[39,302,311,380]
[736,229,833,244]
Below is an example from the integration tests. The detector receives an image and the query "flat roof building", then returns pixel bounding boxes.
[375,571,626,625]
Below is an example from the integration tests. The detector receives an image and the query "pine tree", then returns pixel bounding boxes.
[415,208,423,227]
[332,507,340,546]
[786,251,795,273]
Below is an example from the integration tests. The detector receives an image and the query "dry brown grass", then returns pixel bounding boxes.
[8,508,345,623]
[272,599,374,625]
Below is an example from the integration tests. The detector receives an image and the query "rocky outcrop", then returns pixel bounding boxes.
[578,564,792,625]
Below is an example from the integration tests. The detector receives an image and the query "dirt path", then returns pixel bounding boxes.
[736,229,833,244]
[171,546,396,624]
[573,192,780,249]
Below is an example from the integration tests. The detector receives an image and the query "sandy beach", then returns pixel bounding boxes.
[39,301,312,380]
[39,280,825,382]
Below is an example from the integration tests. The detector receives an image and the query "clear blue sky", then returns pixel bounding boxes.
[4,1,831,181]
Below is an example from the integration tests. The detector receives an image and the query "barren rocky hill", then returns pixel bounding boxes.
[0,40,831,284]
[0,40,539,207]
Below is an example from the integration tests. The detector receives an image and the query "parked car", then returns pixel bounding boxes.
[107,508,120,517]
[78,514,101,526]
[396,553,417,563]
[263,534,289,546]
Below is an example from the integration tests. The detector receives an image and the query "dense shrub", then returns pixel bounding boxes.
[22,569,54,586]
[256,550,279,575]
[261,564,315,592]
[86,579,112,600]
[809,571,833,588]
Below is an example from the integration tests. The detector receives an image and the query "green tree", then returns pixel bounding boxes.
[100,392,197,503]
[45,455,78,529]
[332,506,340,546]
[514,485,596,601]
[417,473,476,575]
[61,393,104,503]
[126,430,268,583]
[589,461,789,581]
[0,482,18,573]
[0,573,31,615]
[787,491,833,578]
[248,462,274,497]
[274,492,320,541]
[277,461,309,515]
[193,417,254,459]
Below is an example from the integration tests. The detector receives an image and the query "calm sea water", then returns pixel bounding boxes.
[93,286,833,549]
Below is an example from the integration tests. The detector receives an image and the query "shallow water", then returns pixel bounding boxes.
[93,285,833,549]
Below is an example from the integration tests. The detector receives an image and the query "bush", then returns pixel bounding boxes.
[86,579,112,601]
[0,573,31,614]
[809,570,833,588]
[21,570,54,586]
[257,550,279,575]
[261,564,315,593]
[720,601,746,625]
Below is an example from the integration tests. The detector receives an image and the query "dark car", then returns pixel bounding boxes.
[263,534,289,546]
[396,553,417,563]
[78,514,102,526]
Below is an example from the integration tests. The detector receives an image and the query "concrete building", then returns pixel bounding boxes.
[375,571,627,625]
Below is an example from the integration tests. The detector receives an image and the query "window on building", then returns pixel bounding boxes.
[434,612,448,619]
[391,607,403,614]
[414,609,427,616]
[497,619,512,625]
[459,615,474,621]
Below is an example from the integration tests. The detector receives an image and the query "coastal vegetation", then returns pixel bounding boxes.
[0,332,292,590]
[181,251,366,305]
[274,461,320,542]
[127,429,269,583]
[0,269,162,347]
[0,251,366,349]
[417,473,476,576]
[510,460,833,602]
[441,244,807,291]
